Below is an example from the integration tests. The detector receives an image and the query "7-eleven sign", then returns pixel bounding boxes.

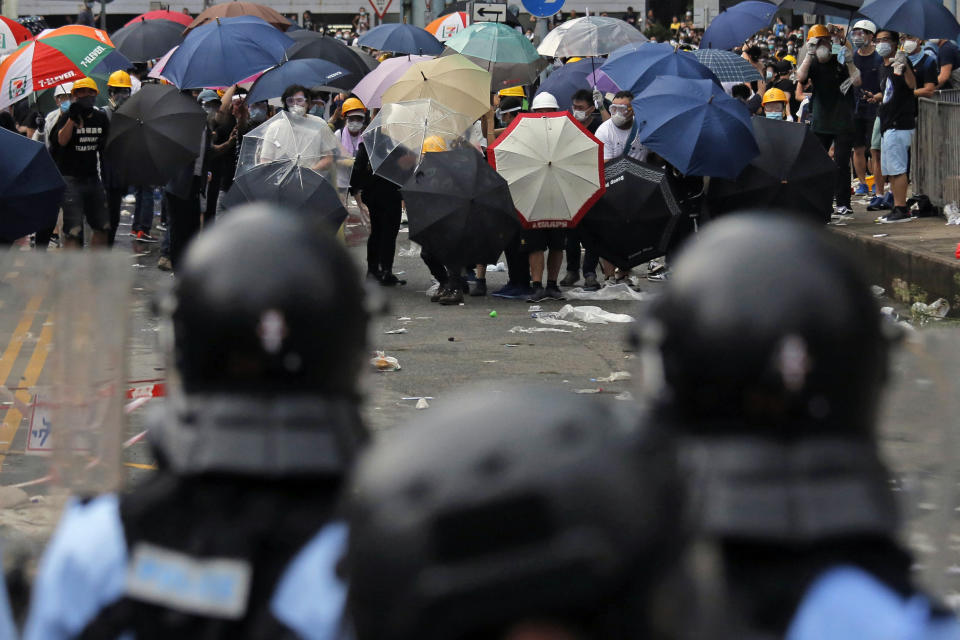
[369,0,394,18]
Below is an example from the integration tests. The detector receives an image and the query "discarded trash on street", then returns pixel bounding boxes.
[556,304,634,324]
[911,299,950,322]
[509,326,572,334]
[565,283,648,301]
[872,285,885,297]
[398,244,422,257]
[945,202,960,225]
[533,315,584,329]
[486,262,507,272]
[415,397,430,409]
[371,351,402,371]
[384,328,408,334]
[594,371,632,382]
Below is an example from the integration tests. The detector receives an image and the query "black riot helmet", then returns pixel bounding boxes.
[637,213,897,542]
[154,204,369,477]
[345,385,685,640]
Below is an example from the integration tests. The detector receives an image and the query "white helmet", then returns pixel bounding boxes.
[852,19,876,34]
[530,91,559,111]
[54,82,74,97]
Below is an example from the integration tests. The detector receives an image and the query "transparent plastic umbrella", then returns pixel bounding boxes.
[536,16,647,58]
[360,98,476,186]
[237,110,348,188]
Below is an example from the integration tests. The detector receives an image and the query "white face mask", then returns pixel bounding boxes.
[876,42,893,58]
[289,104,307,117]
[572,109,588,121]
[816,45,831,62]
[610,113,630,127]
[765,110,784,119]
[346,120,364,133]
[902,40,919,54]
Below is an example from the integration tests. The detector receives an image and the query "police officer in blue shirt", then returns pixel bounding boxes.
[24,204,369,640]
[636,213,960,640]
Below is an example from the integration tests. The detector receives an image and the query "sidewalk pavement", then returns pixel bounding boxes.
[828,198,960,317]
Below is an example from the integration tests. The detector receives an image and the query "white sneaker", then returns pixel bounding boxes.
[123,194,136,205]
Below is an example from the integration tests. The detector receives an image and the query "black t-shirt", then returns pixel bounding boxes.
[807,58,855,135]
[581,111,602,134]
[913,53,939,90]
[878,63,917,133]
[938,40,960,86]
[774,78,800,119]
[853,50,883,119]
[49,108,109,178]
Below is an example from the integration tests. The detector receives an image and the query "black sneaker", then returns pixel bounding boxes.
[379,273,407,286]
[430,283,448,303]
[879,207,913,223]
[544,284,565,300]
[559,270,580,287]
[527,286,548,303]
[438,288,464,305]
[582,272,600,291]
[469,278,487,296]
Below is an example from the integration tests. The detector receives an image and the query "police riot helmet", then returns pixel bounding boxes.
[637,213,897,541]
[154,204,369,477]
[345,385,685,640]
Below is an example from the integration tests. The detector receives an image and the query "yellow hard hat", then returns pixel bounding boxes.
[807,24,829,40]
[107,70,132,89]
[377,52,392,62]
[762,87,788,105]
[342,97,366,114]
[783,54,797,65]
[421,135,448,153]
[71,76,99,94]
[498,85,525,97]
[566,56,583,63]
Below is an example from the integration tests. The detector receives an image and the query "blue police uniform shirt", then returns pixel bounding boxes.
[787,565,960,640]
[23,494,347,640]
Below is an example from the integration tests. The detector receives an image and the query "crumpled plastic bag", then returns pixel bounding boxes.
[945,203,960,226]
[911,298,950,322]
[535,316,584,329]
[370,350,401,371]
[556,304,634,324]
[595,371,632,382]
[565,283,648,301]
[398,244,422,257]
[509,326,571,334]
[485,262,507,272]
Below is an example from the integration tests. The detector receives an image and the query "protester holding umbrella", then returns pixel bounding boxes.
[100,70,141,246]
[796,23,860,217]
[162,90,209,270]
[49,77,111,248]
[594,90,647,161]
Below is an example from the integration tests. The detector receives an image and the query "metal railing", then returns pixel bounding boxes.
[912,89,960,208]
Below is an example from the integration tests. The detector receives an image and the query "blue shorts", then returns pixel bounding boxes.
[880,128,913,176]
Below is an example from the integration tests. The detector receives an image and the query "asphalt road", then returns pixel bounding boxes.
[1,201,960,607]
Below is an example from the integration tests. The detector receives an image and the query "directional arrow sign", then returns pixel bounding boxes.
[472,2,507,22]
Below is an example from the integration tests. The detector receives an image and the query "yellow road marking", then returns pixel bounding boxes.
[124,462,157,470]
[0,314,53,470]
[0,294,44,388]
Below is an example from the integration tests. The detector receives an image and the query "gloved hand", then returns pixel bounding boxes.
[67,101,85,123]
[840,77,854,94]
[893,49,907,65]
[837,45,847,65]
[592,88,603,111]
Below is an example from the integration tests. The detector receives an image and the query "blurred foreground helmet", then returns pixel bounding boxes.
[346,385,685,640]
[155,204,369,476]
[638,213,896,541]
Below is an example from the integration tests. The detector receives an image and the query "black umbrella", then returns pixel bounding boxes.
[104,84,206,186]
[286,31,373,82]
[110,18,184,63]
[401,147,520,266]
[222,162,348,231]
[708,117,836,224]
[0,128,65,242]
[349,46,380,72]
[577,157,684,270]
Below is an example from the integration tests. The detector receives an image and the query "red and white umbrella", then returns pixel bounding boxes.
[124,10,193,28]
[0,17,32,56]
[425,12,468,42]
[0,25,119,109]
[488,112,605,229]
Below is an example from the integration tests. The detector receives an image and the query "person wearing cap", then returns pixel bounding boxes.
[49,76,111,248]
[849,19,884,197]
[761,87,791,121]
[796,23,860,217]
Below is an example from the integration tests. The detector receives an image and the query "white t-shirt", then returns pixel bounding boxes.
[595,118,648,162]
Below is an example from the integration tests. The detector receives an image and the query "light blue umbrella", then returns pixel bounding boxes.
[358,23,443,55]
[634,76,759,179]
[163,16,294,89]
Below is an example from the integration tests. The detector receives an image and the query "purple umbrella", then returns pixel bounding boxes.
[351,54,433,109]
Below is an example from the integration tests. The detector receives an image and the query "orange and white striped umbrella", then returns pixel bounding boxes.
[0,25,118,109]
[425,12,468,42]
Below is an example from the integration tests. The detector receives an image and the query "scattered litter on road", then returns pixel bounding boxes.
[614,391,634,401]
[398,244,422,257]
[489,310,498,318]
[448,337,456,341]
[482,360,498,363]
[594,371,632,382]
[414,316,432,320]
[573,388,602,394]
[384,328,408,334]
[566,283,648,301]
[415,397,430,409]
[873,233,888,238]
[397,316,412,321]
[911,298,950,322]
[534,315,584,329]
[945,202,960,225]
[557,304,634,324]
[509,326,572,334]
[871,285,885,297]
[485,262,507,272]
[504,343,521,347]
[528,305,542,312]
[370,351,401,371]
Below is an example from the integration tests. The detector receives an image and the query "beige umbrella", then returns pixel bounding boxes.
[381,53,491,122]
[183,2,290,35]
